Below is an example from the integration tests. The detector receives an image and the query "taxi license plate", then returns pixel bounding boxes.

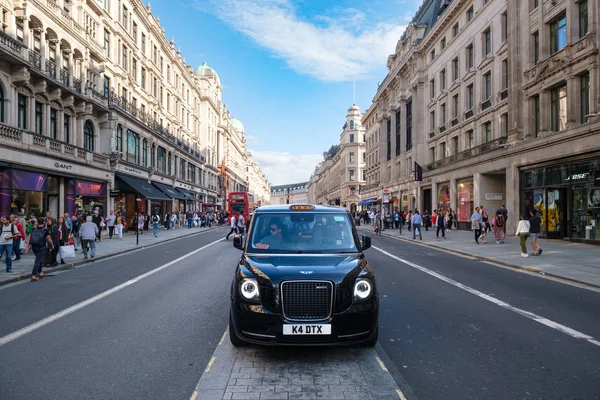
[283,324,331,335]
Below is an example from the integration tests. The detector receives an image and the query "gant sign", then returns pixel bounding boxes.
[54,162,74,170]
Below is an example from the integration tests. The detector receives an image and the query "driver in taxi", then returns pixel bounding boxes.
[260,218,286,246]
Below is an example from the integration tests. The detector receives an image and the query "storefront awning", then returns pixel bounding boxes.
[358,197,378,206]
[115,173,171,201]
[178,190,197,201]
[152,182,187,200]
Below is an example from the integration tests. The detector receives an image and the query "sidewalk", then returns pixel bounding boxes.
[358,223,600,288]
[0,224,219,286]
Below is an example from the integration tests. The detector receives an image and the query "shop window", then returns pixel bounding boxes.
[126,129,139,164]
[579,0,588,38]
[64,114,70,143]
[84,120,94,152]
[581,72,590,123]
[50,108,57,139]
[142,139,148,167]
[546,166,567,185]
[457,181,474,222]
[0,84,4,122]
[550,15,567,55]
[35,102,43,135]
[551,84,567,132]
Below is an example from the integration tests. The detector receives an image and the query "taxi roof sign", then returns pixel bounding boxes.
[290,205,315,211]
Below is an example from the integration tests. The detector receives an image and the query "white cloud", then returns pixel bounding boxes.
[250,150,322,185]
[195,0,406,81]
[246,135,260,145]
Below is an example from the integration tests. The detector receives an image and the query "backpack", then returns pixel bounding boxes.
[152,215,159,223]
[30,228,46,247]
[495,213,504,227]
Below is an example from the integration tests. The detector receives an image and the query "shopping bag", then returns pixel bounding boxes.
[19,239,27,251]
[59,245,76,259]
[68,234,75,246]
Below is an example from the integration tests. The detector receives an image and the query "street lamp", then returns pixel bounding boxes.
[135,197,141,246]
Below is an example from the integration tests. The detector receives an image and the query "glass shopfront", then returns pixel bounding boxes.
[437,183,451,211]
[72,179,107,217]
[521,156,600,242]
[0,168,47,217]
[457,180,474,229]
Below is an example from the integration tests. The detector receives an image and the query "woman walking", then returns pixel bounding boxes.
[515,213,531,257]
[57,217,68,264]
[46,218,60,266]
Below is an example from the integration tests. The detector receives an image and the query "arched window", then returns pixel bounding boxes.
[0,85,4,123]
[126,129,139,164]
[142,139,148,167]
[116,125,123,153]
[83,120,94,151]
[350,120,355,130]
[157,146,166,173]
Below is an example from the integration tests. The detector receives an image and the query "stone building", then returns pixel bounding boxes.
[246,151,271,206]
[271,182,308,205]
[0,0,268,221]
[307,105,366,211]
[361,0,599,242]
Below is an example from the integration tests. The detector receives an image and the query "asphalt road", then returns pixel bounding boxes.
[369,232,600,400]
[1,227,599,400]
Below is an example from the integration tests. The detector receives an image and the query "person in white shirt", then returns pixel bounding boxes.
[515,213,531,257]
[226,213,238,240]
[105,210,116,239]
[236,214,246,236]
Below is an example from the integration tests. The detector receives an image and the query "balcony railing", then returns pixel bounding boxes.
[0,30,23,54]
[423,136,507,172]
[0,122,110,169]
[108,91,206,164]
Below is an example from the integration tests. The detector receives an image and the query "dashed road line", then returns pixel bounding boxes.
[218,331,228,345]
[374,246,600,348]
[0,238,225,347]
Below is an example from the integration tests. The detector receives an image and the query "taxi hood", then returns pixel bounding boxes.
[242,254,366,285]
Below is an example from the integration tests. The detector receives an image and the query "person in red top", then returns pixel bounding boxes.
[9,214,26,261]
[432,210,438,226]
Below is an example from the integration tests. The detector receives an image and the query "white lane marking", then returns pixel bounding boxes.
[0,238,224,347]
[373,246,600,348]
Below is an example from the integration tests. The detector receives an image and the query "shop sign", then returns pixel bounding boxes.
[383,193,390,203]
[565,173,590,182]
[54,162,74,171]
[485,193,503,201]
[116,164,147,178]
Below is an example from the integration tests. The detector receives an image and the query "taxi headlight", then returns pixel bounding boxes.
[353,279,372,301]
[240,278,260,301]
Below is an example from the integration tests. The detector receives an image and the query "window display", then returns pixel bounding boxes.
[457,181,473,222]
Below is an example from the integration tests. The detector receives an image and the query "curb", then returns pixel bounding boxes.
[0,226,220,287]
[359,226,600,290]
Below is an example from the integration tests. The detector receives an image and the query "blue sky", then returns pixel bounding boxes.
[150,0,419,185]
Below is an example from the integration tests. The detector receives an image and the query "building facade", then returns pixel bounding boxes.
[357,0,599,243]
[307,105,366,210]
[0,0,269,221]
[271,182,308,205]
[246,151,271,206]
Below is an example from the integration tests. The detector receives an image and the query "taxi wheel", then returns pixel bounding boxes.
[229,312,247,347]
[363,326,378,347]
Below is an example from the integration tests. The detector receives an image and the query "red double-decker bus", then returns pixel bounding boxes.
[228,192,255,220]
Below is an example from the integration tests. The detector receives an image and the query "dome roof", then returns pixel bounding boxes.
[195,62,220,83]
[230,117,244,132]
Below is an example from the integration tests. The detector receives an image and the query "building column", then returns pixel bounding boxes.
[21,16,30,58]
[589,65,598,116]
[431,181,438,212]
[565,76,578,127]
[450,178,457,212]
[389,107,397,183]
[473,172,482,210]
[39,28,46,71]
[79,59,86,93]
[67,51,74,87]
[54,41,61,79]
[505,163,519,234]
[539,90,551,134]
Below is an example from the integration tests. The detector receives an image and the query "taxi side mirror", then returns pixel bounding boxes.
[361,235,371,251]
[233,235,244,251]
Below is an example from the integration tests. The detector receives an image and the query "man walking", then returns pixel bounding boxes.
[471,207,483,244]
[236,213,246,237]
[92,211,103,242]
[186,210,194,229]
[151,212,161,238]
[29,218,53,281]
[529,209,543,256]
[226,213,237,240]
[435,210,446,239]
[106,210,116,239]
[9,214,26,260]
[500,204,508,234]
[1,216,19,272]
[411,210,423,240]
[80,216,99,260]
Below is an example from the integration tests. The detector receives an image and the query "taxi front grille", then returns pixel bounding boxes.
[281,281,333,321]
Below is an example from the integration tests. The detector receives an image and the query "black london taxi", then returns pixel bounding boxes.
[229,204,378,346]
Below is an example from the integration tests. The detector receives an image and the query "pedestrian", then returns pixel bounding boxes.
[226,213,237,240]
[151,212,161,238]
[56,216,68,264]
[237,213,246,236]
[0,215,19,272]
[500,204,508,234]
[493,209,505,244]
[411,210,423,240]
[436,210,446,239]
[9,214,26,261]
[71,215,81,250]
[423,210,431,231]
[106,210,116,239]
[164,211,171,230]
[515,213,531,257]
[447,209,454,232]
[80,216,99,260]
[407,210,413,232]
[92,211,103,242]
[529,209,543,256]
[29,218,53,281]
[393,210,400,229]
[137,213,145,234]
[186,210,193,229]
[46,217,60,266]
[114,212,123,239]
[481,207,491,234]
[471,207,483,244]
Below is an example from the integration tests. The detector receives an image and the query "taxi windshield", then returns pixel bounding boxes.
[247,212,359,253]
